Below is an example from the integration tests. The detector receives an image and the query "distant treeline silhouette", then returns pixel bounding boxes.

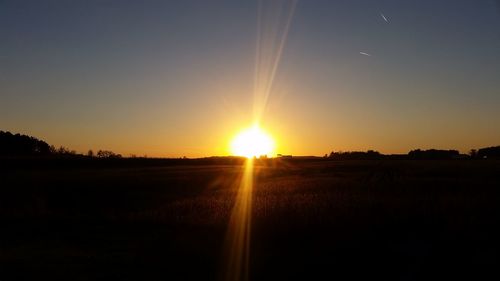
[0,131,51,156]
[94,150,122,158]
[0,130,120,158]
[327,147,500,160]
[2,130,500,160]
[408,149,460,160]
[475,146,500,159]
[328,150,382,160]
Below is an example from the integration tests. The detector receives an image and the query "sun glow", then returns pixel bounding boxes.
[230,125,275,158]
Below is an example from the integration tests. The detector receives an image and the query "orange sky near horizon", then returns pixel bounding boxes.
[1,1,500,157]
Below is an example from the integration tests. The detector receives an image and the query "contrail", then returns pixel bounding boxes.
[360,52,372,57]
[380,13,389,23]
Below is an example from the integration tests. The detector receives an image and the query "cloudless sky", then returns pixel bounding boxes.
[1,0,500,157]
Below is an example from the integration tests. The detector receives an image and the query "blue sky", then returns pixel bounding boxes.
[1,0,499,156]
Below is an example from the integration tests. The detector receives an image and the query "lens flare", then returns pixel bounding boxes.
[230,125,275,158]
[223,1,297,280]
[223,158,254,281]
[253,0,298,122]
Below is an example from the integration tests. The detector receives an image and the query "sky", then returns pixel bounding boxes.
[1,0,500,157]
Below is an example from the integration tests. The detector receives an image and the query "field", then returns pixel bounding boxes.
[1,158,500,280]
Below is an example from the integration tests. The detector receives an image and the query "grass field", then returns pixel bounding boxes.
[1,158,499,280]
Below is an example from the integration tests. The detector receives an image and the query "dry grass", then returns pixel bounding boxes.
[1,159,499,280]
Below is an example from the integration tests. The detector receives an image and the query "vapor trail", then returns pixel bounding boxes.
[380,13,389,23]
[360,52,372,57]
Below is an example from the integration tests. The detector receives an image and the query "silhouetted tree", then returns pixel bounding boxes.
[87,150,94,157]
[469,149,477,158]
[57,146,71,155]
[477,146,500,159]
[328,150,382,160]
[97,150,122,158]
[408,149,459,159]
[0,130,51,156]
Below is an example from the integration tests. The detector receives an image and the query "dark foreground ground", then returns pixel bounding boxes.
[1,158,500,280]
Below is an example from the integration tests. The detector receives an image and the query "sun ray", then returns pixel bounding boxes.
[253,0,298,123]
[223,158,254,281]
[223,1,297,280]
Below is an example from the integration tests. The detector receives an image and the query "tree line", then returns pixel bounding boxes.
[2,130,500,159]
[0,131,51,156]
[326,147,500,160]
[0,130,121,158]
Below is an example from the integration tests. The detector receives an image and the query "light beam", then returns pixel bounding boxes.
[223,1,298,280]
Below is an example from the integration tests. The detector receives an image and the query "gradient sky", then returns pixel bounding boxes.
[1,0,500,157]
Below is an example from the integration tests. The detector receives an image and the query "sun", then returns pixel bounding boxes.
[230,125,275,158]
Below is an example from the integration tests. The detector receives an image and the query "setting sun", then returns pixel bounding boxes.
[230,125,275,158]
